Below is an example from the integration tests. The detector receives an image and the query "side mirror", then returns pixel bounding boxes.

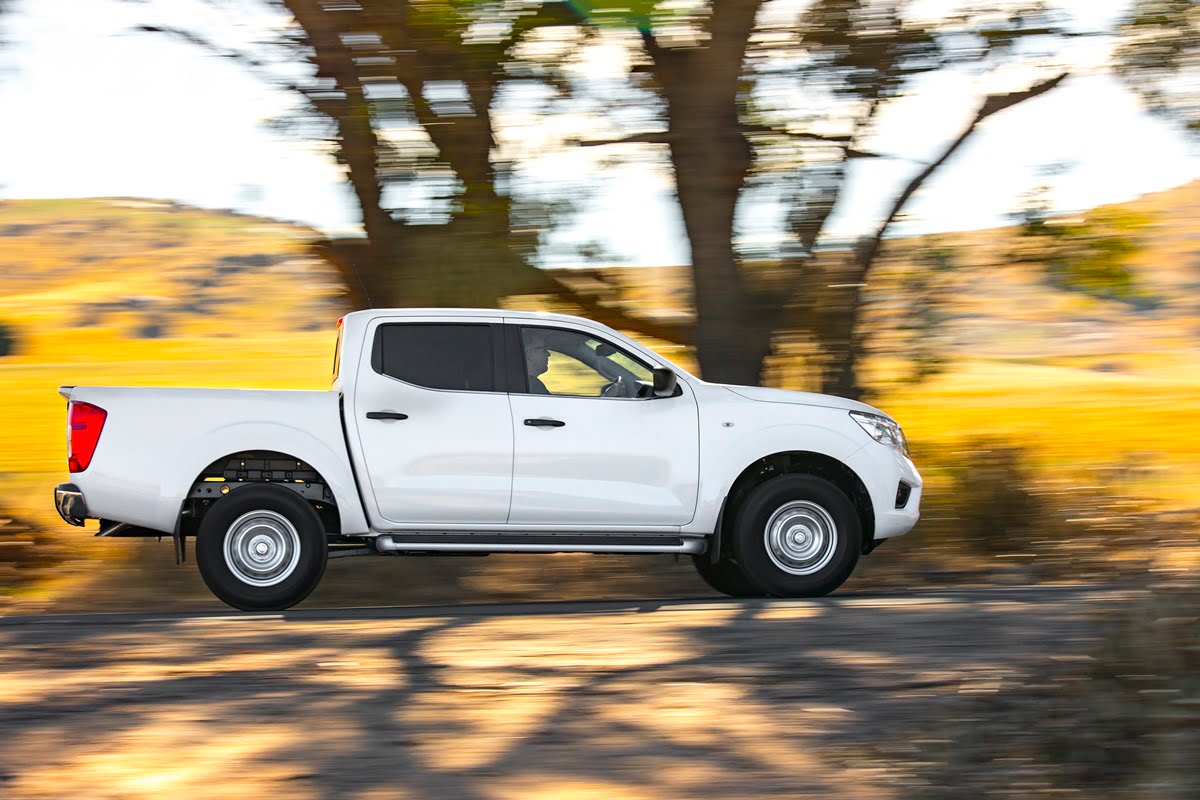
[652,367,678,398]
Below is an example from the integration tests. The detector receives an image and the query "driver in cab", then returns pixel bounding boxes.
[524,329,552,394]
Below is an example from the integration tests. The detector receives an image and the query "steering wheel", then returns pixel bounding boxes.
[600,375,634,398]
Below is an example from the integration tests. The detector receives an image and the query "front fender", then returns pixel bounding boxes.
[683,418,866,535]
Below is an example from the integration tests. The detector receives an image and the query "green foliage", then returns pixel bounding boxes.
[144,0,1080,387]
[939,438,1041,555]
[906,439,1172,582]
[0,320,16,357]
[902,576,1200,798]
[794,0,943,100]
[896,245,962,384]
[1116,0,1200,134]
[561,0,665,34]
[1015,187,1157,306]
[859,241,965,387]
[0,503,63,595]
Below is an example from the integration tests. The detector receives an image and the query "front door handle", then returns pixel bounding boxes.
[524,418,565,428]
[366,411,409,421]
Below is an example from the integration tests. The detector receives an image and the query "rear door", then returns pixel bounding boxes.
[505,321,700,527]
[352,316,513,525]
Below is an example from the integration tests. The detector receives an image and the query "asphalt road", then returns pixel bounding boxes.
[0,585,1133,799]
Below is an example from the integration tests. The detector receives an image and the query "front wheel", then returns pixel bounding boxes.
[691,555,765,598]
[196,484,328,611]
[731,475,861,597]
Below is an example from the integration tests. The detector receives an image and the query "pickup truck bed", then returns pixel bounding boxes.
[58,386,367,537]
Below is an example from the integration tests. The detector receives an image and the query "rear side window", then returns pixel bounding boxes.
[372,323,495,392]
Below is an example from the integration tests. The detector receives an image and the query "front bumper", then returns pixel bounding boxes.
[54,483,89,526]
[846,444,922,543]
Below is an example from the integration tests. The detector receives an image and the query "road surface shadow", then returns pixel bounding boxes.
[0,586,1130,798]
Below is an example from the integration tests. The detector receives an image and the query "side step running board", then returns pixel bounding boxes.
[374,532,706,556]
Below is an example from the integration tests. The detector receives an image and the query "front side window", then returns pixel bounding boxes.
[520,326,654,398]
[374,323,494,392]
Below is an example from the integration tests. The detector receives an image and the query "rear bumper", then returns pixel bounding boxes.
[54,483,89,526]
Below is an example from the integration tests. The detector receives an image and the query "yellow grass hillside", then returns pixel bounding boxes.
[0,198,348,534]
[1,190,1199,548]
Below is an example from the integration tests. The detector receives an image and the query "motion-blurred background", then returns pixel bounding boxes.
[0,1,1199,793]
[5,0,1199,603]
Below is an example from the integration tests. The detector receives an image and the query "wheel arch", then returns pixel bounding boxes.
[167,420,370,538]
[713,451,876,560]
[181,449,342,536]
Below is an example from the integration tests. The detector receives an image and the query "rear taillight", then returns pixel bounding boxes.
[67,401,107,473]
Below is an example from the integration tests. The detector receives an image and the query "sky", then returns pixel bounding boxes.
[0,0,1197,268]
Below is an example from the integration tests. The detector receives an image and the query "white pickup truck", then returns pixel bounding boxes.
[54,308,921,610]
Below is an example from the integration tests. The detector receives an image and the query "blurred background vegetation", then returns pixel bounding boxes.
[1,0,1199,794]
[0,0,1197,603]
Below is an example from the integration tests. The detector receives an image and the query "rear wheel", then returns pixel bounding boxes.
[196,484,328,611]
[691,555,765,598]
[731,474,861,597]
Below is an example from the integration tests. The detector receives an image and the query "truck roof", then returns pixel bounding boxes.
[342,308,623,334]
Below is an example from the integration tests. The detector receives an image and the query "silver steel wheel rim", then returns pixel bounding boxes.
[764,500,838,576]
[223,510,301,587]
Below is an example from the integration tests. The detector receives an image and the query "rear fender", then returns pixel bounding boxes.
[173,421,369,535]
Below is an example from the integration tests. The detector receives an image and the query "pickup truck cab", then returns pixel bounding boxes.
[54,308,921,610]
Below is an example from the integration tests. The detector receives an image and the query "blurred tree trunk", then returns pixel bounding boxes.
[288,0,541,309]
[140,0,692,357]
[574,3,1072,395]
[294,2,1070,394]
[648,0,771,385]
[146,2,1070,392]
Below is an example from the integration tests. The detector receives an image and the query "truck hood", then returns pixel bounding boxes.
[720,384,887,417]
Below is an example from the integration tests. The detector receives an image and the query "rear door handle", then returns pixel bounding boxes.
[366,411,409,421]
[524,418,565,428]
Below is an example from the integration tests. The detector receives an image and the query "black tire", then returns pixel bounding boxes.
[195,484,328,611]
[731,474,861,597]
[691,555,766,597]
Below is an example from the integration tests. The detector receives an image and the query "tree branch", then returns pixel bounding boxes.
[537,275,695,346]
[740,124,850,144]
[771,92,883,297]
[741,124,883,157]
[638,26,664,63]
[818,71,1069,398]
[577,131,672,147]
[288,1,396,242]
[868,72,1069,256]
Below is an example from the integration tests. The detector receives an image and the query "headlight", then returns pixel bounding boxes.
[849,411,909,455]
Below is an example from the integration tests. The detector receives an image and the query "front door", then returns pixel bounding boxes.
[352,318,513,526]
[506,322,700,527]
